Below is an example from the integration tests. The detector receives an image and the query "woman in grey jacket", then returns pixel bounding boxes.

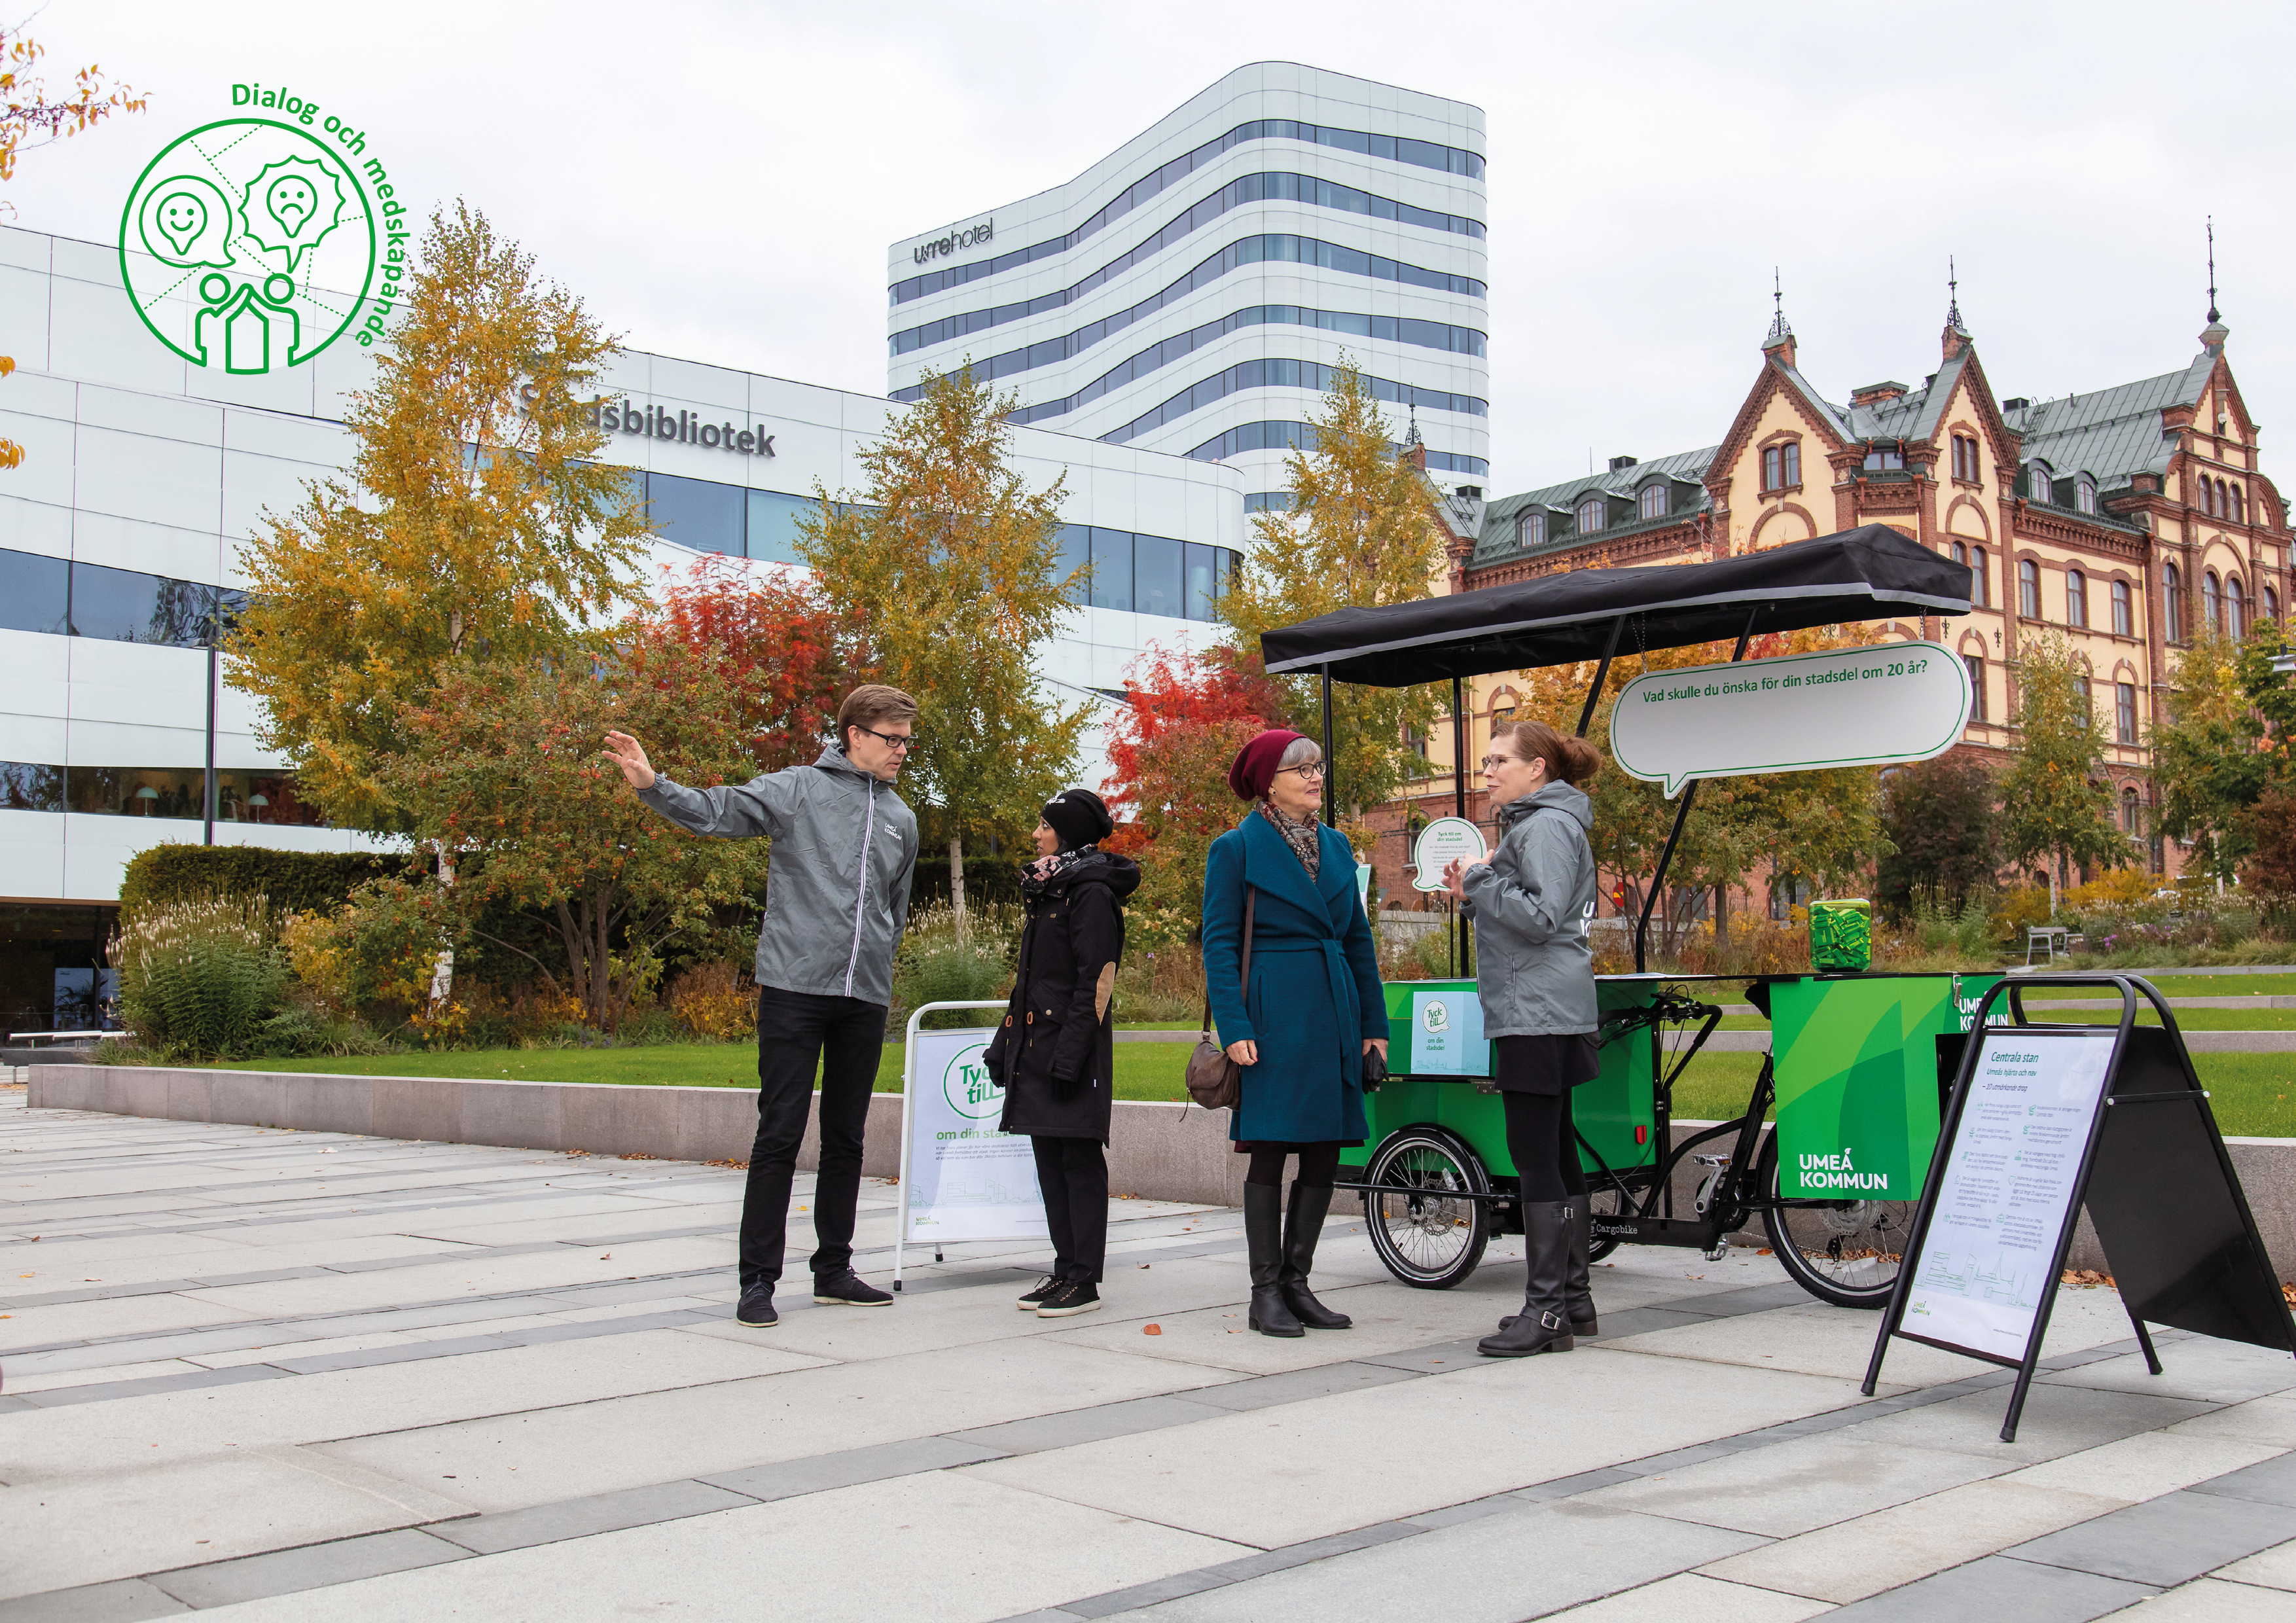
[1443,717,1602,1358]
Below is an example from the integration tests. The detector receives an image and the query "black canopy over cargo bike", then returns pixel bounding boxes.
[1259,526,1981,1308]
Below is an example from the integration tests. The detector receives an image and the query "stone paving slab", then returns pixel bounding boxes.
[5,1090,2295,1621]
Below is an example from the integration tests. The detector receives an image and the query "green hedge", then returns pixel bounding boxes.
[118,844,398,923]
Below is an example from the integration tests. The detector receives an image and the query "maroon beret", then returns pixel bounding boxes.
[1228,728,1306,802]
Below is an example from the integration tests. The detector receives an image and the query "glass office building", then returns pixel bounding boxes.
[0,221,1244,1027]
[889,63,1489,510]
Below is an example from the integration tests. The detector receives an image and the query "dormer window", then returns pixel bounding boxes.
[1639,483,1668,520]
[1577,494,1606,533]
[1761,442,1801,491]
[1863,444,1904,471]
[2076,475,2097,516]
[1950,434,1981,482]
[2028,463,2053,504]
[1517,510,1546,548]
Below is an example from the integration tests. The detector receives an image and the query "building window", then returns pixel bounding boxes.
[2018,558,2041,619]
[1863,444,1904,471]
[2268,584,2282,622]
[2218,478,2232,517]
[1783,442,1801,485]
[2231,484,2246,524]
[2164,563,2183,638]
[2028,463,2052,504]
[1763,447,1781,490]
[1639,483,1668,520]
[2113,578,2134,635]
[2066,569,2088,628]
[2204,570,2223,633]
[1517,510,1545,548]
[2228,575,2245,639]
[2077,476,2098,515]
[1951,433,1980,482]
[1964,654,1986,722]
[1490,688,1519,721]
[2116,681,2138,743]
[2198,476,2215,517]
[2122,785,2142,833]
[1577,495,1606,532]
[2074,674,2094,728]
[1971,546,1990,607]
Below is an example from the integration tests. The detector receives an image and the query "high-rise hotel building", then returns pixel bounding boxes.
[888,63,1489,533]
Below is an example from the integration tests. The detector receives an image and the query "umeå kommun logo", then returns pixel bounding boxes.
[117,85,407,375]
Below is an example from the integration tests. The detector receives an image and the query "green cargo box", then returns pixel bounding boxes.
[1766,972,2001,1203]
[1340,977,1665,1181]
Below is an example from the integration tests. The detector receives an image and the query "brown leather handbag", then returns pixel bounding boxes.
[1185,887,1255,1111]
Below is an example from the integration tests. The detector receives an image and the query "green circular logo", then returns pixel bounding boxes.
[941,1040,1003,1121]
[118,118,378,374]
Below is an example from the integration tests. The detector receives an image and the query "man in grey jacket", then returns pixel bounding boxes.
[603,685,920,1327]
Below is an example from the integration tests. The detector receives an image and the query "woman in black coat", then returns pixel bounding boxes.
[981,789,1139,1319]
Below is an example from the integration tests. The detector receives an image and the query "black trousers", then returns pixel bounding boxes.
[1031,1135,1109,1283]
[1502,1088,1590,1205]
[740,986,886,1289]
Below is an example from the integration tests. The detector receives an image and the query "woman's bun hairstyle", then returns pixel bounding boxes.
[1494,717,1600,787]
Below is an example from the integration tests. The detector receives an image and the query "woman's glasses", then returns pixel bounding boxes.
[1480,753,1523,770]
[1282,762,1328,779]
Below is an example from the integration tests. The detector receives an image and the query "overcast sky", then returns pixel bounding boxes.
[10,0,2295,494]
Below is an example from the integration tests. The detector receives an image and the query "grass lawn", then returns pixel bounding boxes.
[2016,973,2296,999]
[202,1017,2296,1137]
[211,1038,1202,1105]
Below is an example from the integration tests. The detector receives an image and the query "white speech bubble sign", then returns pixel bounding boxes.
[1610,641,1972,798]
[1410,815,1488,891]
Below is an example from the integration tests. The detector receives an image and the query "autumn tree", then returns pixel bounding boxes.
[2151,620,2296,882]
[2000,633,2125,896]
[1217,359,1446,822]
[800,365,1087,921]
[643,554,866,773]
[1,26,142,469]
[230,202,650,831]
[1876,751,2000,916]
[384,632,770,1027]
[1102,643,1281,918]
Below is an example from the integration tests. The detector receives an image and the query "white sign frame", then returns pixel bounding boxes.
[1610,641,1973,797]
[893,999,1047,1290]
[1894,1027,2117,1362]
[1410,815,1488,891]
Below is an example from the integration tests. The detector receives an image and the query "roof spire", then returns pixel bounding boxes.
[1405,401,1422,447]
[2202,217,2230,351]
[1945,255,1966,334]
[1765,267,1793,347]
[2208,218,2219,323]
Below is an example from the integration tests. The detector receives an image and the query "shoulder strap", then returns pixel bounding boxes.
[1199,886,1256,1039]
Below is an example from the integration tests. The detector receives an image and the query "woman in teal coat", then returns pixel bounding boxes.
[1202,728,1390,1338]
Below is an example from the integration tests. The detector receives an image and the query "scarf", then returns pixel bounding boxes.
[1257,798,1320,880]
[1020,844,1096,900]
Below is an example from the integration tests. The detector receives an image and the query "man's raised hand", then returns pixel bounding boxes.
[601,731,656,791]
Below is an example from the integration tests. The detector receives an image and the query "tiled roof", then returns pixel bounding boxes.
[2003,354,2214,486]
[1473,446,1716,563]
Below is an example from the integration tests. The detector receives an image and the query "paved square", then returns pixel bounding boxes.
[3,1087,2291,1620]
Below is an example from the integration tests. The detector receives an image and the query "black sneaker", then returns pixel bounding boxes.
[735,1285,778,1327]
[813,1270,893,1306]
[1017,1274,1062,1311]
[1035,1280,1101,1318]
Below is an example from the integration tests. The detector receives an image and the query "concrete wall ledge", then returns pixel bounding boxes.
[27,1066,2296,1280]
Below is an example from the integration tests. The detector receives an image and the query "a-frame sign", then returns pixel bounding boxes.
[1864,974,2295,1442]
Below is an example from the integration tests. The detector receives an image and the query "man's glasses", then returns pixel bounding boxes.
[855,726,917,752]
[1282,762,1327,779]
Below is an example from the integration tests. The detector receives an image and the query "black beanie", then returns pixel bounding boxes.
[1041,788,1113,851]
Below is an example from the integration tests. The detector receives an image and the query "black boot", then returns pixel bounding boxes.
[1479,1199,1576,1357]
[1566,1200,1598,1337]
[1279,1183,1352,1330]
[1245,1183,1302,1337]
